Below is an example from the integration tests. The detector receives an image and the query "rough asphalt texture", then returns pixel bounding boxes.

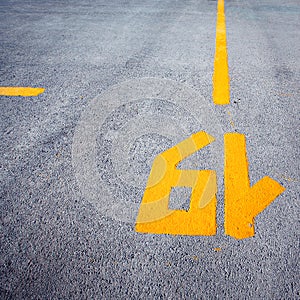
[0,0,299,299]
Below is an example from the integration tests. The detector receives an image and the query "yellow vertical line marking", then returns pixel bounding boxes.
[0,87,45,97]
[213,0,230,105]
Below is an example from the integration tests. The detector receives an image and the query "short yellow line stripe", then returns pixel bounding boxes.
[213,0,230,105]
[0,87,45,97]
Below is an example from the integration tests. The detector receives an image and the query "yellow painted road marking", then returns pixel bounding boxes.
[224,133,285,239]
[135,131,217,236]
[136,132,285,238]
[0,87,45,96]
[213,0,230,105]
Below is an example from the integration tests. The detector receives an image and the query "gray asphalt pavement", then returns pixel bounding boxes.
[0,0,299,299]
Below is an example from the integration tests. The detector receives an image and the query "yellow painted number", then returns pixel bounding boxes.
[135,132,285,239]
[224,133,285,239]
[135,131,217,235]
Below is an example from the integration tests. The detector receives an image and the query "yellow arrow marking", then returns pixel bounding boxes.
[0,87,45,97]
[213,0,230,105]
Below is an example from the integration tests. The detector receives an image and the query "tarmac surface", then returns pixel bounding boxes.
[0,0,299,298]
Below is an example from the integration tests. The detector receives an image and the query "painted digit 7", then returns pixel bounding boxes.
[135,131,217,235]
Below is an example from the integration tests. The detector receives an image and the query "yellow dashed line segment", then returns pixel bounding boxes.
[0,87,45,97]
[213,0,230,105]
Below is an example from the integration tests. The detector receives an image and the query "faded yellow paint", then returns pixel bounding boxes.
[224,133,285,239]
[227,111,235,129]
[135,131,217,235]
[0,87,45,96]
[274,173,299,183]
[213,0,230,105]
